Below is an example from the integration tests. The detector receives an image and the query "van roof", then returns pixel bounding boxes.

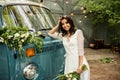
[2,1,49,10]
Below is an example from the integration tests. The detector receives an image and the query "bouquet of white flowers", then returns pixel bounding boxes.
[58,64,88,80]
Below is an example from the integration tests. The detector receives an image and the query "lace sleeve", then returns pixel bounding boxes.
[48,32,62,40]
[77,30,84,56]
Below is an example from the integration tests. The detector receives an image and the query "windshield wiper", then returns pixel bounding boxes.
[39,28,52,31]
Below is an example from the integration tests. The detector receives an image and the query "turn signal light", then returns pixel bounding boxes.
[26,48,35,57]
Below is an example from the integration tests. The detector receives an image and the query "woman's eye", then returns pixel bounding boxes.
[66,22,69,24]
[62,23,64,25]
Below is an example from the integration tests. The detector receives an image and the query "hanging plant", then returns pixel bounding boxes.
[77,0,120,26]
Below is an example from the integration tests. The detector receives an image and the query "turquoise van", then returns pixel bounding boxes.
[0,1,65,80]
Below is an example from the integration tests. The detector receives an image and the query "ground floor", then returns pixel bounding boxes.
[85,48,120,80]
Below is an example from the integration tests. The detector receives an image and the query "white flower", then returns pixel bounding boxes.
[68,78,71,80]
[19,44,22,48]
[0,37,4,43]
[21,34,26,38]
[8,35,13,39]
[21,39,24,42]
[73,78,77,80]
[37,31,41,35]
[66,74,69,77]
[69,74,72,78]
[25,32,29,38]
[14,33,20,38]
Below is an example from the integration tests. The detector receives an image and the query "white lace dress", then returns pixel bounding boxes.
[48,29,90,80]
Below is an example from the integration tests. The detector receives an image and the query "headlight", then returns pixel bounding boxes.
[23,64,37,80]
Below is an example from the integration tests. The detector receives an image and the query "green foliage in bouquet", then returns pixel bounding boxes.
[59,71,80,80]
[0,26,43,58]
[58,64,88,80]
[82,64,88,71]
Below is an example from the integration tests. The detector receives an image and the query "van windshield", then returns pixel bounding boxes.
[2,4,55,32]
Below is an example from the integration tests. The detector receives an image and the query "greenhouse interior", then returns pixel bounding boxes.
[0,0,120,80]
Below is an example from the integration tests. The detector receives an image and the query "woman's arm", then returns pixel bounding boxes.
[76,30,84,74]
[77,56,83,74]
[48,17,62,39]
[48,24,59,34]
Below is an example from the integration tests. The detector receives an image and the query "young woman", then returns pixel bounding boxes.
[48,16,90,80]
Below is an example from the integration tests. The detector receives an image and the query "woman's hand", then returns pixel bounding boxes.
[57,16,61,26]
[77,66,82,74]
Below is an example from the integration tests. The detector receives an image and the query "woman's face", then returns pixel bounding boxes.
[61,19,71,31]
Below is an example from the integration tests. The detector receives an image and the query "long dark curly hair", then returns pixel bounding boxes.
[58,16,76,37]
